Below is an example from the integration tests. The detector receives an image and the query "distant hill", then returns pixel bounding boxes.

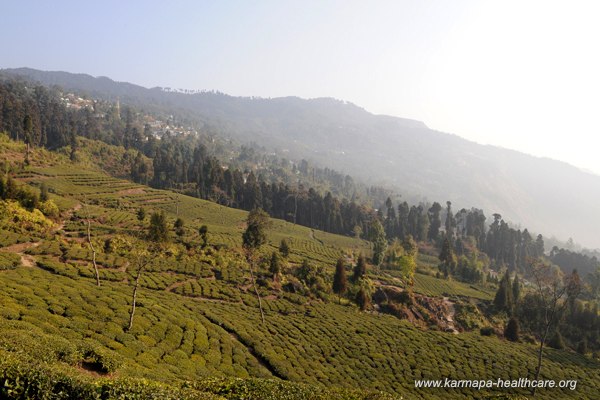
[4,67,599,249]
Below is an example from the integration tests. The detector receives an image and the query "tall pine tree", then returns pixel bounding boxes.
[332,257,348,303]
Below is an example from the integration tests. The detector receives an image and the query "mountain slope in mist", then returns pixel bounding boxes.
[4,67,599,248]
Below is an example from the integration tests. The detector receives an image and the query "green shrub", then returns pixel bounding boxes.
[78,340,124,374]
[479,327,495,336]
[548,331,566,350]
[0,252,21,270]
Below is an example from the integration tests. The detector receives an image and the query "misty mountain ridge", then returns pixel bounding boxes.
[2,67,599,249]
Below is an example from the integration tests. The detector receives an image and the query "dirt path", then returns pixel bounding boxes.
[309,229,325,245]
[55,202,82,233]
[1,203,83,270]
[0,241,41,268]
[442,297,459,334]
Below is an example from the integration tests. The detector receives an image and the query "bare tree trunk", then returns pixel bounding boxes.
[532,325,551,395]
[83,202,100,286]
[127,266,143,331]
[246,251,265,324]
[528,258,579,396]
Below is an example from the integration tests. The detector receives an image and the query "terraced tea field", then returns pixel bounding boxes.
[1,266,597,399]
[20,165,370,267]
[1,149,598,399]
[412,273,495,300]
[0,267,273,382]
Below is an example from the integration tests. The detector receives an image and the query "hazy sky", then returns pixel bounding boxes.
[4,0,600,174]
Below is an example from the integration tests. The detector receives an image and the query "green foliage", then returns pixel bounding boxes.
[0,134,598,399]
[79,340,124,373]
[454,253,484,284]
[201,298,600,399]
[39,199,59,218]
[0,350,222,400]
[242,208,270,250]
[0,175,40,210]
[269,251,282,278]
[380,239,417,286]
[407,273,494,300]
[39,182,49,202]
[494,272,513,313]
[279,238,290,258]
[199,225,209,248]
[0,262,599,398]
[175,217,185,237]
[148,212,169,243]
[295,259,329,296]
[0,200,53,236]
[548,331,566,350]
[512,274,521,304]
[438,237,457,277]
[191,377,395,400]
[397,256,417,286]
[504,317,520,342]
[370,220,386,266]
[0,252,21,270]
[355,288,370,311]
[0,229,33,247]
[332,258,348,299]
[353,254,367,282]
[480,327,495,336]
[137,207,146,222]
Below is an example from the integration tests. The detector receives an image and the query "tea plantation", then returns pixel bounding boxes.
[0,143,598,399]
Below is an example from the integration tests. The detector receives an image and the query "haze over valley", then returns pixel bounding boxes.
[3,67,599,250]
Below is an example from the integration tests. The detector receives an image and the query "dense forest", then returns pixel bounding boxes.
[6,67,600,255]
[1,77,598,284]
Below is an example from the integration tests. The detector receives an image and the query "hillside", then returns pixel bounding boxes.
[0,135,599,399]
[2,67,600,249]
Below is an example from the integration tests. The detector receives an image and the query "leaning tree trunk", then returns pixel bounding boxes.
[533,314,555,395]
[83,203,100,286]
[246,251,265,324]
[87,219,100,286]
[127,266,144,331]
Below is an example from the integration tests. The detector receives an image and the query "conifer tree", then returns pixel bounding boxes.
[548,331,565,349]
[427,202,442,242]
[356,287,370,311]
[353,254,367,281]
[577,339,588,355]
[494,272,513,313]
[445,201,455,239]
[137,207,146,222]
[242,208,271,324]
[279,238,290,258]
[370,219,387,266]
[269,251,282,281]
[174,217,185,237]
[148,212,169,243]
[504,317,520,342]
[40,182,49,202]
[199,225,209,248]
[332,257,348,303]
[242,208,269,249]
[512,274,521,307]
[438,237,457,277]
